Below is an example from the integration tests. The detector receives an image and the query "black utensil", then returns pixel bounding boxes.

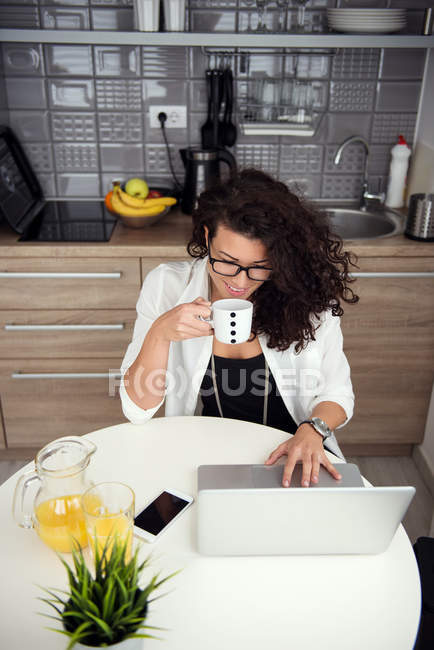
[211,68,221,148]
[222,68,237,148]
[201,68,214,148]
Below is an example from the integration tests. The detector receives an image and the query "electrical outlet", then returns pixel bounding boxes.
[149,105,187,129]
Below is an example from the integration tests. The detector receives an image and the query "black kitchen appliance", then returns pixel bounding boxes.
[179,146,236,215]
[0,125,116,242]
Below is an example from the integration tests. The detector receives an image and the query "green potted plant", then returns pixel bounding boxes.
[38,534,177,649]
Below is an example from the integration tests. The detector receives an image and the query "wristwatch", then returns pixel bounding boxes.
[299,417,333,442]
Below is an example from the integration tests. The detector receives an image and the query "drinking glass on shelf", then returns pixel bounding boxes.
[133,0,160,32]
[293,0,310,33]
[82,482,135,562]
[255,0,273,33]
[276,0,290,32]
[243,0,256,32]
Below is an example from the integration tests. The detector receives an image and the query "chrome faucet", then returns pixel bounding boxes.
[333,135,385,211]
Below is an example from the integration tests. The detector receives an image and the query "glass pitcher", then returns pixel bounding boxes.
[13,436,97,553]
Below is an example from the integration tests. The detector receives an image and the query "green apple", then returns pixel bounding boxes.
[125,177,149,199]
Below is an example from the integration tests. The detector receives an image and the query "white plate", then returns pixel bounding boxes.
[329,24,406,34]
[327,9,406,15]
[327,12,405,19]
[329,18,406,25]
[329,17,406,21]
[329,20,406,27]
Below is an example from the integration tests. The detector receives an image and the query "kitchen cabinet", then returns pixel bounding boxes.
[0,255,141,450]
[0,310,136,360]
[0,359,123,449]
[0,214,434,456]
[0,258,141,310]
[339,257,434,456]
[0,248,191,452]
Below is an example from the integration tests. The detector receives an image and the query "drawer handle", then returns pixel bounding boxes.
[5,324,125,331]
[11,372,122,379]
[350,272,434,278]
[0,272,122,279]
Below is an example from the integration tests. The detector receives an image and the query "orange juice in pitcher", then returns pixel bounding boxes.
[13,436,97,553]
[35,494,88,553]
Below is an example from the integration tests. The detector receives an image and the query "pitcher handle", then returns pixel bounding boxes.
[12,469,41,529]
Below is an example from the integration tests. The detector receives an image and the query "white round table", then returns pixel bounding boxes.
[0,417,421,650]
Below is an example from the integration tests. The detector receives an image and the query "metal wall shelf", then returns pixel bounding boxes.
[0,29,433,49]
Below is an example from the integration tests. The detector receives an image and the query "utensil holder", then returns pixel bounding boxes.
[405,193,434,242]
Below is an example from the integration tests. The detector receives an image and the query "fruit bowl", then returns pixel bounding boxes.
[107,185,176,229]
[118,205,171,229]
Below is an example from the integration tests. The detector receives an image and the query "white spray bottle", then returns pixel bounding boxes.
[385,135,411,208]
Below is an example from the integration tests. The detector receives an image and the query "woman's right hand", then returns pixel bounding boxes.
[151,297,213,342]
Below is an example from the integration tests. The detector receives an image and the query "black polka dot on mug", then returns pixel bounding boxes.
[230,312,236,317]
[231,339,236,344]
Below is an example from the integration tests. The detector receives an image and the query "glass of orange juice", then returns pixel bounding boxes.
[81,482,135,561]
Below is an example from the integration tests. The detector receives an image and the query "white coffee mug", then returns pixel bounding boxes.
[202,299,253,345]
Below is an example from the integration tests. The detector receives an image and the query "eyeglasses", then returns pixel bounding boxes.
[208,247,272,282]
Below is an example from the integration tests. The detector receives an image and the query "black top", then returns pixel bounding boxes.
[200,352,298,435]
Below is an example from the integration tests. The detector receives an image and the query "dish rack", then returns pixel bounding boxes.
[200,47,332,138]
[237,78,324,137]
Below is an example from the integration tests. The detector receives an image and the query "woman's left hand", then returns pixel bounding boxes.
[265,424,342,487]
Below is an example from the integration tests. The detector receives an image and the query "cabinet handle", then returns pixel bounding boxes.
[5,324,125,331]
[0,271,122,279]
[11,372,121,379]
[351,272,434,278]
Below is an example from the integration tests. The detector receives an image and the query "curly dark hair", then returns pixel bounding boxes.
[187,168,359,353]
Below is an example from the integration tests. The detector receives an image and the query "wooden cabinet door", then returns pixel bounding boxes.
[0,359,125,449]
[0,309,136,359]
[340,258,434,449]
[0,258,141,309]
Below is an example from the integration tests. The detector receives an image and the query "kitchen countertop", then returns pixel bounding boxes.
[0,207,433,259]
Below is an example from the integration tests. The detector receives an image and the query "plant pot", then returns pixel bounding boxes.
[75,637,144,649]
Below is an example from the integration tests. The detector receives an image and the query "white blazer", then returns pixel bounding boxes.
[119,257,354,459]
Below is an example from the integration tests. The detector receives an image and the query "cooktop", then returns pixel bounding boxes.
[18,200,117,243]
[0,125,117,243]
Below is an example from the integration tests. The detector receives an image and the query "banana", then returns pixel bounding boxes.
[115,185,148,209]
[114,185,177,210]
[111,187,167,217]
[140,196,177,208]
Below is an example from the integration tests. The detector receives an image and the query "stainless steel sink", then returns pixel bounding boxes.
[315,203,405,241]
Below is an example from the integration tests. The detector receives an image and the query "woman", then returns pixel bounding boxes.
[120,169,359,487]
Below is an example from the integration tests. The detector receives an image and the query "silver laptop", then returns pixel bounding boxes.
[197,464,415,556]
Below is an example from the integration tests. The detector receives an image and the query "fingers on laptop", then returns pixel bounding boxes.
[324,457,342,481]
[282,458,297,487]
[264,442,286,466]
[283,454,342,487]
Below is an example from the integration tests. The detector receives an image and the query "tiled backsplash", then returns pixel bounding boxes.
[0,0,428,200]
